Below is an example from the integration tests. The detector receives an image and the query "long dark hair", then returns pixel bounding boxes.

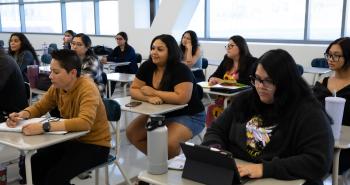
[73,33,97,60]
[116,31,131,50]
[325,37,350,70]
[148,34,182,90]
[224,35,253,74]
[8,32,39,63]
[251,49,313,119]
[179,30,199,56]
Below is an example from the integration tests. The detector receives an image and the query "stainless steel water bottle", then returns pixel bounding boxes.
[146,115,168,175]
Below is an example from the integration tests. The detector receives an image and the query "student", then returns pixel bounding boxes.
[202,49,334,185]
[126,34,205,159]
[62,30,76,49]
[101,31,138,95]
[206,35,257,126]
[179,30,205,82]
[71,33,105,96]
[313,37,350,181]
[0,47,28,122]
[8,32,40,82]
[6,49,111,185]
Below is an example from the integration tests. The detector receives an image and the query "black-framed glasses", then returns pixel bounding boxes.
[324,53,343,62]
[249,75,274,89]
[225,43,236,49]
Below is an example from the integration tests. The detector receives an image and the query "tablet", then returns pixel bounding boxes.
[180,142,248,185]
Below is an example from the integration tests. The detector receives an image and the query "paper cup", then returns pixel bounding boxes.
[325,97,346,140]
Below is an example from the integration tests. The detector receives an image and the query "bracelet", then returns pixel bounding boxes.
[22,110,31,119]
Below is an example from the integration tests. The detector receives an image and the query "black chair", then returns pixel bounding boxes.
[41,53,52,65]
[80,99,131,185]
[311,58,328,68]
[296,64,304,76]
[202,57,209,78]
[136,53,142,66]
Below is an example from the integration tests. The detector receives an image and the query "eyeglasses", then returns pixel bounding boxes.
[225,44,236,49]
[324,53,343,62]
[250,75,274,90]
[71,42,84,47]
[115,37,124,41]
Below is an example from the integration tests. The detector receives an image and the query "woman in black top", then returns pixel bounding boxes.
[126,34,205,159]
[203,49,333,185]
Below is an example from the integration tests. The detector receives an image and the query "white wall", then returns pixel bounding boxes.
[0,0,329,83]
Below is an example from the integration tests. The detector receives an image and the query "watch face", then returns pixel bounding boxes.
[43,122,50,132]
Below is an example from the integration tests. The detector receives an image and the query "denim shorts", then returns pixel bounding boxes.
[164,111,206,136]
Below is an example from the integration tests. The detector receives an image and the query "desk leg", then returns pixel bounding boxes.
[312,74,317,85]
[123,83,128,96]
[108,80,111,98]
[25,150,36,185]
[333,149,341,185]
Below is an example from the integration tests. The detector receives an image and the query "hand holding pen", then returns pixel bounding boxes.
[6,111,30,128]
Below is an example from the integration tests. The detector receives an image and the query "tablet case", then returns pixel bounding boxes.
[209,85,251,94]
[180,142,242,185]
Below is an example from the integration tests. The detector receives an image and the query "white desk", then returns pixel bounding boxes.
[106,72,135,98]
[103,61,130,73]
[333,126,350,185]
[114,96,187,115]
[198,82,251,108]
[138,158,305,185]
[0,131,88,185]
[304,67,332,85]
[39,65,50,73]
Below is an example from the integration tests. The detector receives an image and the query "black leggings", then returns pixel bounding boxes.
[28,140,109,185]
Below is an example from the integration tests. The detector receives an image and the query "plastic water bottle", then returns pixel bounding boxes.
[42,42,48,55]
[0,163,7,185]
[146,115,168,175]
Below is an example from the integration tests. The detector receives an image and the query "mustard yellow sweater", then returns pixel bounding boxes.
[25,76,111,148]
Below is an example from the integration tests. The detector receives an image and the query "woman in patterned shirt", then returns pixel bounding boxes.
[71,33,105,96]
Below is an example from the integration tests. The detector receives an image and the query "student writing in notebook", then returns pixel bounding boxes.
[202,49,334,185]
[6,49,110,185]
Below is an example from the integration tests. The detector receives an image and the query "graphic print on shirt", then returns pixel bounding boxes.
[223,70,239,81]
[246,115,276,158]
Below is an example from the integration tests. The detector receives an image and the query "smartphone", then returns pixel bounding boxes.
[125,101,142,107]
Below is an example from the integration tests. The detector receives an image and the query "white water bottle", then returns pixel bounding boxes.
[146,115,168,175]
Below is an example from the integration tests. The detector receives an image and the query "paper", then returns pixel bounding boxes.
[0,117,67,134]
[168,153,186,170]
[198,81,247,89]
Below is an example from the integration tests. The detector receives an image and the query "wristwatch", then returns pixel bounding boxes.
[42,121,51,132]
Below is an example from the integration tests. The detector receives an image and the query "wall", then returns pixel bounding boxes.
[0,0,329,84]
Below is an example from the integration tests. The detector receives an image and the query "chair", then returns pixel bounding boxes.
[296,64,304,76]
[24,82,31,105]
[41,53,52,65]
[311,58,328,68]
[136,53,142,67]
[202,57,209,79]
[89,98,132,185]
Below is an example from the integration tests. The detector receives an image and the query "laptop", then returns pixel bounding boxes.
[180,142,249,185]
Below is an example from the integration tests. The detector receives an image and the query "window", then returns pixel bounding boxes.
[23,0,58,2]
[209,0,306,40]
[345,0,350,36]
[187,0,204,38]
[0,4,20,32]
[99,1,119,35]
[66,1,95,34]
[308,0,343,40]
[24,3,62,33]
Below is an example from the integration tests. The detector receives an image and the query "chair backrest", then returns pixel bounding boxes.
[202,58,208,69]
[102,98,121,122]
[311,58,328,68]
[101,72,108,86]
[136,53,142,64]
[296,64,304,76]
[41,53,52,64]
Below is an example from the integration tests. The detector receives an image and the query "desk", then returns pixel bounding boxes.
[0,131,88,185]
[106,73,135,98]
[114,96,187,115]
[333,126,350,185]
[103,61,130,73]
[39,65,50,73]
[303,67,332,85]
[138,158,305,185]
[198,82,251,108]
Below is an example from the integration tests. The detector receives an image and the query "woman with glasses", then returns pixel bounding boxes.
[206,35,257,127]
[313,37,350,180]
[179,30,205,82]
[101,31,138,94]
[71,33,105,96]
[203,49,333,185]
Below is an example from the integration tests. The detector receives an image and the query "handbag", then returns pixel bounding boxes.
[36,72,52,91]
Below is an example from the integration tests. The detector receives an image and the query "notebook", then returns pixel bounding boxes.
[180,142,249,185]
[0,117,67,134]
